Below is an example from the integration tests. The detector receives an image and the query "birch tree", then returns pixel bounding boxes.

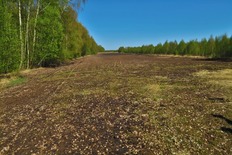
[0,0,104,73]
[18,0,24,69]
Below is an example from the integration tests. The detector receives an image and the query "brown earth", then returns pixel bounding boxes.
[0,53,232,154]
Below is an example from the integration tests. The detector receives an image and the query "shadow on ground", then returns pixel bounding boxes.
[193,58,232,62]
[212,114,232,134]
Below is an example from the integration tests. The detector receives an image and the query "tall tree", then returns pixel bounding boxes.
[169,41,178,55]
[35,4,64,67]
[176,40,186,55]
[219,34,230,57]
[207,36,215,57]
[200,38,207,56]
[18,0,24,69]
[188,40,200,55]
[32,0,40,67]
[25,0,32,69]
[0,0,104,73]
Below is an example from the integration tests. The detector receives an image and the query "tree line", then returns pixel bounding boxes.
[118,34,232,58]
[0,0,104,74]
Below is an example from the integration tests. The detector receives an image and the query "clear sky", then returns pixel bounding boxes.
[78,0,232,50]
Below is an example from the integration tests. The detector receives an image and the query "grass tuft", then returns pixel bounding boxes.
[7,76,27,87]
[0,76,27,89]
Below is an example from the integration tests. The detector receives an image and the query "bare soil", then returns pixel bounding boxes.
[0,53,232,154]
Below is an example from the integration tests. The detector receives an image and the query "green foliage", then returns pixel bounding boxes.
[35,5,64,67]
[199,38,207,56]
[118,34,232,58]
[185,40,200,56]
[62,6,82,59]
[168,41,178,55]
[207,36,216,57]
[0,0,104,73]
[98,45,105,53]
[62,6,104,59]
[118,46,125,53]
[0,1,20,74]
[176,40,186,55]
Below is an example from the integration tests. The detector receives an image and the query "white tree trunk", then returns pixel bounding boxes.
[32,0,40,63]
[19,0,24,69]
[26,0,31,69]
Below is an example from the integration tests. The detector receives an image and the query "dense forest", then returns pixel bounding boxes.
[0,0,104,74]
[118,34,232,58]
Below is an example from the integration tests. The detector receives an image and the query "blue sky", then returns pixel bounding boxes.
[78,0,232,50]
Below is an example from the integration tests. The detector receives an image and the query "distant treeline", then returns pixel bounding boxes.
[0,0,104,74]
[118,34,232,58]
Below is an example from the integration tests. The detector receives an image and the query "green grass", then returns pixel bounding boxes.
[0,76,27,89]
[6,76,27,88]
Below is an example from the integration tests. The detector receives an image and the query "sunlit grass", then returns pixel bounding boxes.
[195,69,232,100]
[195,69,232,87]
[0,76,27,89]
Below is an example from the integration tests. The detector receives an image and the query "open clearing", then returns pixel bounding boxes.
[0,53,232,154]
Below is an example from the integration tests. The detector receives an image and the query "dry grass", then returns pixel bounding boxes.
[0,76,26,89]
[0,78,12,86]
[142,84,162,101]
[195,69,232,87]
[195,69,232,100]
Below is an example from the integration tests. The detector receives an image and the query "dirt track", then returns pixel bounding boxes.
[0,53,232,154]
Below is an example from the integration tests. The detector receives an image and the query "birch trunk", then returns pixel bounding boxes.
[18,0,24,69]
[32,0,40,63]
[25,0,31,69]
